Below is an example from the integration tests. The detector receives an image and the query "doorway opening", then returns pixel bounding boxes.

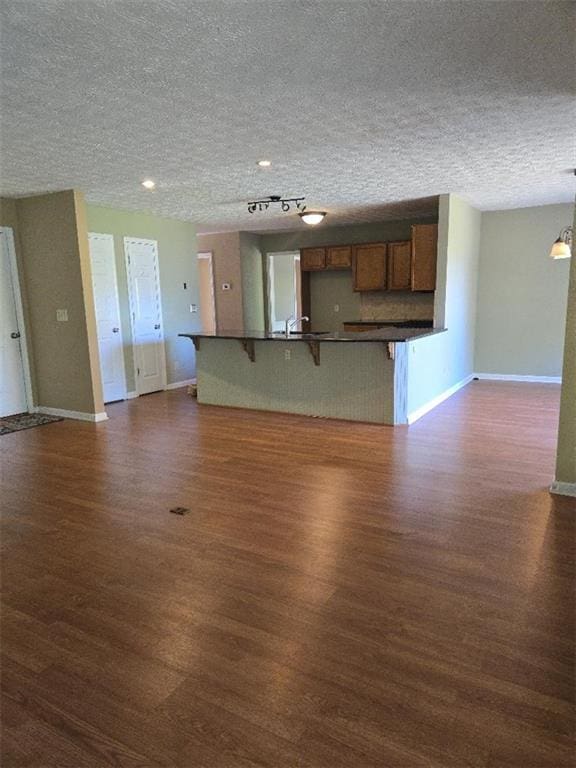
[266,251,301,332]
[197,252,216,334]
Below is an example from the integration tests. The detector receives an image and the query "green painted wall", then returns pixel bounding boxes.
[309,270,361,331]
[554,203,576,487]
[196,338,396,424]
[87,205,199,390]
[240,232,265,331]
[408,194,481,415]
[475,203,572,377]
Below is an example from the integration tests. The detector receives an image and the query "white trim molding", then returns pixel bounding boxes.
[475,373,561,384]
[36,406,108,422]
[126,391,138,399]
[407,374,474,425]
[550,481,576,498]
[165,378,196,391]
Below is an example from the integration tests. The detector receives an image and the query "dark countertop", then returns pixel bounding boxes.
[179,327,446,343]
[343,319,434,328]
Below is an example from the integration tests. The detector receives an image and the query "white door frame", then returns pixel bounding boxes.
[197,251,217,333]
[0,226,34,411]
[266,251,300,332]
[88,232,127,402]
[124,236,167,396]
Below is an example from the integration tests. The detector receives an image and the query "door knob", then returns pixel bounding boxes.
[154,324,161,330]
[112,327,120,333]
[10,331,21,339]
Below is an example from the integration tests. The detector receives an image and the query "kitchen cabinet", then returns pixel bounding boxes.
[352,243,387,291]
[411,224,437,291]
[387,241,412,291]
[326,246,352,269]
[300,247,326,271]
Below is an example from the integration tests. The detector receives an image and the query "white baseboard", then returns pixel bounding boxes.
[550,481,576,498]
[36,406,108,423]
[475,373,561,384]
[407,374,474,425]
[126,391,138,399]
[165,378,196,391]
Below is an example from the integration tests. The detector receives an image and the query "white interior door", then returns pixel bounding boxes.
[124,237,166,395]
[88,233,127,403]
[197,252,216,334]
[0,228,28,417]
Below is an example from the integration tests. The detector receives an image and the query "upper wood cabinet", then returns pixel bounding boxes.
[387,241,412,291]
[352,243,387,291]
[326,246,352,269]
[411,224,438,291]
[300,247,326,271]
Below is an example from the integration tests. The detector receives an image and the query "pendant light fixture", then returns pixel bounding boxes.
[299,211,327,226]
[549,226,573,260]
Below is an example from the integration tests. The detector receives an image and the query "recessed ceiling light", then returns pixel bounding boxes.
[141,179,156,189]
[299,211,327,226]
[257,160,271,168]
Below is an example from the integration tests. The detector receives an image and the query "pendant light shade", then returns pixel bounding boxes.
[549,227,572,259]
[299,211,326,226]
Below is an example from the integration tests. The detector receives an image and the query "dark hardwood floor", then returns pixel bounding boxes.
[1,382,574,767]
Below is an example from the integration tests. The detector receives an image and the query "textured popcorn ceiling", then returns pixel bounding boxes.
[1,0,574,233]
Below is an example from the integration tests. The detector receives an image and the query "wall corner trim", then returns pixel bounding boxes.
[475,373,562,384]
[407,374,474,425]
[549,481,576,498]
[35,406,108,423]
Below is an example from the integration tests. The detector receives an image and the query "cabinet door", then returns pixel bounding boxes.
[300,247,326,271]
[326,245,352,269]
[411,224,437,291]
[352,244,387,291]
[388,241,412,291]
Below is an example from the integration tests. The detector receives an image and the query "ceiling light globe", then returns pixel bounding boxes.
[141,179,156,189]
[299,211,326,226]
[549,239,571,259]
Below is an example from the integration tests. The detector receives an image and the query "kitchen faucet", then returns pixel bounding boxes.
[286,316,310,336]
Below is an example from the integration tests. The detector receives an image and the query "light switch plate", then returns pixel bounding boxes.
[56,309,68,322]
[334,304,340,312]
[190,304,197,313]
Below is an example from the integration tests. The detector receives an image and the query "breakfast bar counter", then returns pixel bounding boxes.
[180,328,445,425]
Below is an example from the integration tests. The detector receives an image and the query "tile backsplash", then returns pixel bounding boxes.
[360,291,435,321]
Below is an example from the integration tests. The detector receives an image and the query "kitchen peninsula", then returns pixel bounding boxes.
[180,327,445,425]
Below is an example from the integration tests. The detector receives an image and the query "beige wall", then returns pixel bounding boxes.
[197,232,244,330]
[554,203,576,490]
[6,191,104,414]
[475,204,571,377]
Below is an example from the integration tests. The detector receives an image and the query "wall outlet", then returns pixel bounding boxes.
[190,304,197,313]
[284,349,291,360]
[334,304,340,313]
[56,309,68,322]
